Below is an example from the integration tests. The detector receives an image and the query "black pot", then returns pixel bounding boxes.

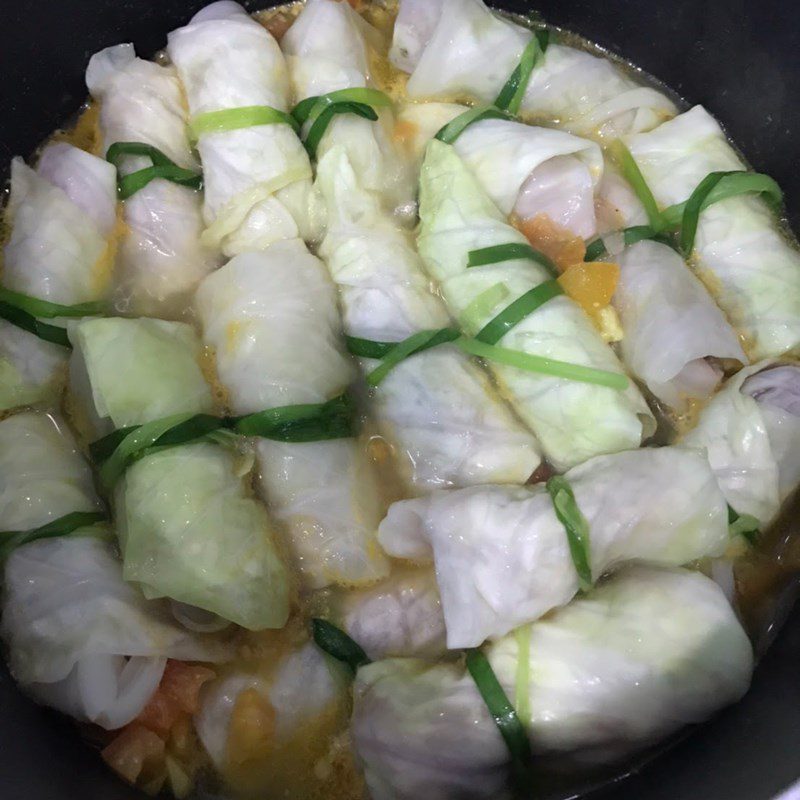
[1,1,799,798]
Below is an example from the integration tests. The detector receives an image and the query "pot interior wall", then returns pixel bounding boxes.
[1,1,799,799]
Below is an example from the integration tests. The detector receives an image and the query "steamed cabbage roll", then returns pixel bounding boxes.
[0,411,230,731]
[352,566,753,800]
[397,104,603,238]
[614,240,746,408]
[317,147,541,489]
[391,0,676,137]
[195,239,389,588]
[0,143,117,410]
[328,567,448,661]
[418,140,654,470]
[281,0,413,216]
[379,446,729,647]
[86,43,219,319]
[624,105,800,359]
[69,316,289,630]
[195,642,349,775]
[685,362,800,527]
[167,0,321,255]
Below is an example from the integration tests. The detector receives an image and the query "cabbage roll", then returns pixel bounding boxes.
[418,140,654,470]
[0,143,117,410]
[391,0,676,138]
[614,241,746,408]
[195,239,389,588]
[685,362,800,527]
[167,0,321,255]
[397,105,603,238]
[316,147,541,489]
[281,0,413,217]
[328,567,448,661]
[0,412,230,731]
[352,565,753,800]
[195,642,349,772]
[624,105,800,359]
[69,316,289,630]
[379,446,728,646]
[86,43,218,319]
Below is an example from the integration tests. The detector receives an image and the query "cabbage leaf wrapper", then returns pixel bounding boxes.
[167,0,322,255]
[613,240,746,408]
[685,361,800,527]
[327,567,448,662]
[352,566,753,800]
[69,316,289,630]
[0,412,231,731]
[281,0,413,218]
[0,143,116,410]
[418,139,654,470]
[86,43,219,319]
[316,146,541,489]
[397,104,603,239]
[391,0,676,138]
[624,106,800,359]
[195,239,389,589]
[379,446,729,647]
[194,641,350,772]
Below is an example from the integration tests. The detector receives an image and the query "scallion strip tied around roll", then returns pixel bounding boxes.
[92,393,358,488]
[546,475,593,591]
[465,648,534,791]
[458,338,629,389]
[474,280,564,344]
[494,29,550,115]
[312,618,371,675]
[364,328,462,386]
[0,511,109,562]
[0,300,72,347]
[591,149,784,257]
[188,105,300,141]
[435,105,513,145]
[105,142,203,200]
[291,88,393,159]
[467,242,559,278]
[728,505,760,545]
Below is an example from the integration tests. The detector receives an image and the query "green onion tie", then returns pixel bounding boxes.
[0,511,108,562]
[434,105,513,145]
[467,242,559,278]
[494,30,550,115]
[312,618,371,675]
[188,105,300,141]
[106,141,202,200]
[546,475,593,591]
[474,280,564,345]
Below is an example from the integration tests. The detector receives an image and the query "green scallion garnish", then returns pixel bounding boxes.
[728,504,760,545]
[292,88,392,125]
[457,337,629,390]
[0,287,103,319]
[188,106,300,141]
[106,141,203,200]
[303,101,378,159]
[345,336,396,360]
[0,511,108,562]
[546,475,593,591]
[232,393,357,441]
[434,105,513,145]
[610,141,663,231]
[312,618,371,675]
[467,242,559,278]
[366,328,461,386]
[0,300,71,347]
[92,395,358,487]
[459,283,511,332]
[514,624,533,728]
[466,648,533,790]
[474,280,564,345]
[291,88,393,160]
[584,225,674,262]
[494,30,550,115]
